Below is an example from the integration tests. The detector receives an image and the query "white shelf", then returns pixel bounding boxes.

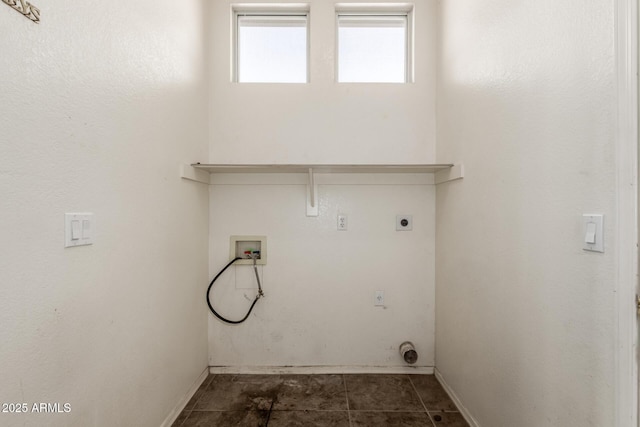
[190,163,454,174]
[181,162,463,217]
[182,163,463,185]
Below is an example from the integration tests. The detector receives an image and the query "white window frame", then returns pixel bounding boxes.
[232,4,310,83]
[335,3,414,83]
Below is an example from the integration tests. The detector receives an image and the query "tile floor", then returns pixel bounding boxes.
[172,374,469,427]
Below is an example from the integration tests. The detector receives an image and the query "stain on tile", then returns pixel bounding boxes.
[273,375,347,410]
[430,411,469,427]
[410,375,458,411]
[194,374,283,411]
[268,410,351,427]
[351,411,433,426]
[177,374,467,427]
[345,374,424,411]
[182,410,269,427]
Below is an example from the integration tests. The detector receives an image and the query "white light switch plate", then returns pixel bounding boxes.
[583,214,604,253]
[65,213,94,248]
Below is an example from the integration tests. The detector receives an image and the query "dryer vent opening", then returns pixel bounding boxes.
[399,341,418,364]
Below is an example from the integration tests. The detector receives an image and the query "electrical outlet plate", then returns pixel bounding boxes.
[337,214,348,231]
[396,215,412,231]
[375,290,384,306]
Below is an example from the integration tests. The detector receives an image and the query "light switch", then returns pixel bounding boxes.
[71,220,81,240]
[583,214,604,253]
[585,222,596,244]
[65,213,94,248]
[82,220,91,239]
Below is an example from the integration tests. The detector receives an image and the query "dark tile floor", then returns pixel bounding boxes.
[173,374,469,427]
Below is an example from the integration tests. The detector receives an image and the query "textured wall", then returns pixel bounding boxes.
[208,174,435,369]
[435,0,616,426]
[208,0,437,164]
[0,1,210,426]
[206,0,440,371]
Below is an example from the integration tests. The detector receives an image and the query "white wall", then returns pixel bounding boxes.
[206,0,439,370]
[208,0,437,164]
[0,2,210,426]
[208,174,435,369]
[435,1,616,426]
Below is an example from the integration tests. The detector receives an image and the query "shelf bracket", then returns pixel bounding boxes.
[306,168,318,217]
[180,164,210,184]
[435,163,464,184]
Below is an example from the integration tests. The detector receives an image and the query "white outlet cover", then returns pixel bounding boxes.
[396,215,413,231]
[375,290,385,306]
[337,214,348,231]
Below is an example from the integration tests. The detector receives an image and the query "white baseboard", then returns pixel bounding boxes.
[160,367,209,427]
[434,368,480,427]
[209,365,435,375]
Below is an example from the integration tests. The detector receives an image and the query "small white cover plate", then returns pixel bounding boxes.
[65,213,94,248]
[582,214,604,253]
[396,215,413,231]
[375,290,385,306]
[337,214,348,231]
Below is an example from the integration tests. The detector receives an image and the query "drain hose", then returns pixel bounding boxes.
[206,256,263,324]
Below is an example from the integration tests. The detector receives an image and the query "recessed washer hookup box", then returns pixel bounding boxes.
[229,235,267,265]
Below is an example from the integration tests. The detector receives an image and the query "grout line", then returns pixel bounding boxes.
[343,374,353,427]
[407,374,436,427]
[407,374,429,412]
[434,369,476,426]
[174,409,191,427]
[205,373,217,388]
[168,368,212,426]
[176,373,216,424]
[187,374,216,413]
[425,411,438,427]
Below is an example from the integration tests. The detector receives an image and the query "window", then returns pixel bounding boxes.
[234,8,309,83]
[337,8,412,83]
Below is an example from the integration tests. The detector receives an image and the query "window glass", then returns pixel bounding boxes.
[338,15,408,83]
[237,15,308,83]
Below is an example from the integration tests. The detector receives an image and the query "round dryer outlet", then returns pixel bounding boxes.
[396,215,413,231]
